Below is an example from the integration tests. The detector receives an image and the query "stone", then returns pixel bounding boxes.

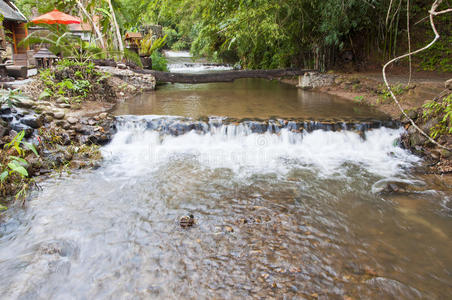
[445,78,452,90]
[297,72,335,89]
[14,98,35,109]
[0,123,9,137]
[59,103,71,109]
[74,124,93,135]
[224,226,234,233]
[60,133,71,145]
[406,110,418,120]
[44,151,65,167]
[69,160,87,169]
[53,110,65,120]
[56,97,69,104]
[66,129,76,137]
[117,63,127,69]
[409,132,427,147]
[11,123,33,137]
[441,149,452,159]
[21,115,42,129]
[421,118,439,132]
[67,117,78,125]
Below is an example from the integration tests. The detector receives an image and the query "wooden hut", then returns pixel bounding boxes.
[0,0,29,66]
[124,32,142,53]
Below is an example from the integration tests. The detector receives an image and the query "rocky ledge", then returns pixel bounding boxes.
[0,95,117,179]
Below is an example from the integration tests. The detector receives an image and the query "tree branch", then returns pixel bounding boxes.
[382,0,451,151]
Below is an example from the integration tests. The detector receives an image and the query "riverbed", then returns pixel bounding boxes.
[0,52,451,299]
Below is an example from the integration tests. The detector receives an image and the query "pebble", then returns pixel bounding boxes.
[224,226,234,233]
[53,110,65,120]
[67,117,78,125]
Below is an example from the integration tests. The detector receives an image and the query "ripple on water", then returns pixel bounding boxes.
[0,119,451,298]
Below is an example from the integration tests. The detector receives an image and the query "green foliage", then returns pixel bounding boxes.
[139,34,167,56]
[15,0,78,17]
[423,93,452,139]
[0,130,39,201]
[151,51,168,71]
[354,95,364,102]
[135,0,380,68]
[378,84,408,101]
[0,89,25,108]
[418,36,452,72]
[38,59,105,102]
[163,27,180,48]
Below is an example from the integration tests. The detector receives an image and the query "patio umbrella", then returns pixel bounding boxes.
[31,9,81,25]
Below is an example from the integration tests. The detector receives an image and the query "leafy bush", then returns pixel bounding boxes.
[378,84,408,101]
[0,130,39,201]
[418,36,452,73]
[38,59,109,102]
[139,34,167,57]
[151,51,169,71]
[423,93,452,139]
[0,89,25,107]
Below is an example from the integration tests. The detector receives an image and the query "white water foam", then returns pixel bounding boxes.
[168,63,233,73]
[102,116,420,178]
[164,50,192,58]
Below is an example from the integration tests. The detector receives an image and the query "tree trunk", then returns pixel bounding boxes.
[136,69,316,84]
[76,0,105,49]
[107,0,124,53]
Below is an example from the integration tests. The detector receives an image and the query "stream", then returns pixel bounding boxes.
[0,52,451,299]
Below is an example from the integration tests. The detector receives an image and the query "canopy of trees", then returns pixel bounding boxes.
[14,0,452,70]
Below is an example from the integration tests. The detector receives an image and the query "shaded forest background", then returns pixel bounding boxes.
[15,0,452,71]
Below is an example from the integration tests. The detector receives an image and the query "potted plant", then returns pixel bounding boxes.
[138,34,167,69]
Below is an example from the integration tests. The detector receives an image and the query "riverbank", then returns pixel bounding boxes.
[287,70,452,175]
[0,63,157,202]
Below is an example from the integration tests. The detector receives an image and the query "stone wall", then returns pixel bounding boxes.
[98,66,156,91]
[297,72,336,89]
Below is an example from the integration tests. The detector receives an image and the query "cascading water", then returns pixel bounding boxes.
[164,50,233,73]
[105,116,418,177]
[1,53,451,299]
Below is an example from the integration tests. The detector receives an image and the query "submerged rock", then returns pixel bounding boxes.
[180,215,195,228]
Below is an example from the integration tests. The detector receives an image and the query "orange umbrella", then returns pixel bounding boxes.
[31,9,81,25]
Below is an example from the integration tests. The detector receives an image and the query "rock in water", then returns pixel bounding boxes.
[180,214,195,228]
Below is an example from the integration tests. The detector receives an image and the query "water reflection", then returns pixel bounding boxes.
[114,79,390,120]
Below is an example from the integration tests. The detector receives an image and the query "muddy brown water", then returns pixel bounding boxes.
[0,68,451,298]
[114,79,391,121]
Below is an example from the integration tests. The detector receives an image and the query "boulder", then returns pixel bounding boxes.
[20,115,42,129]
[14,98,35,109]
[409,132,427,147]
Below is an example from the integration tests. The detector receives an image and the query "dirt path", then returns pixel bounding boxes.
[312,70,451,119]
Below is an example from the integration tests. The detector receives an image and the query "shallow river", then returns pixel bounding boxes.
[0,54,451,299]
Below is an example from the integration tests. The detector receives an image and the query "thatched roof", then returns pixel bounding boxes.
[0,0,27,22]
